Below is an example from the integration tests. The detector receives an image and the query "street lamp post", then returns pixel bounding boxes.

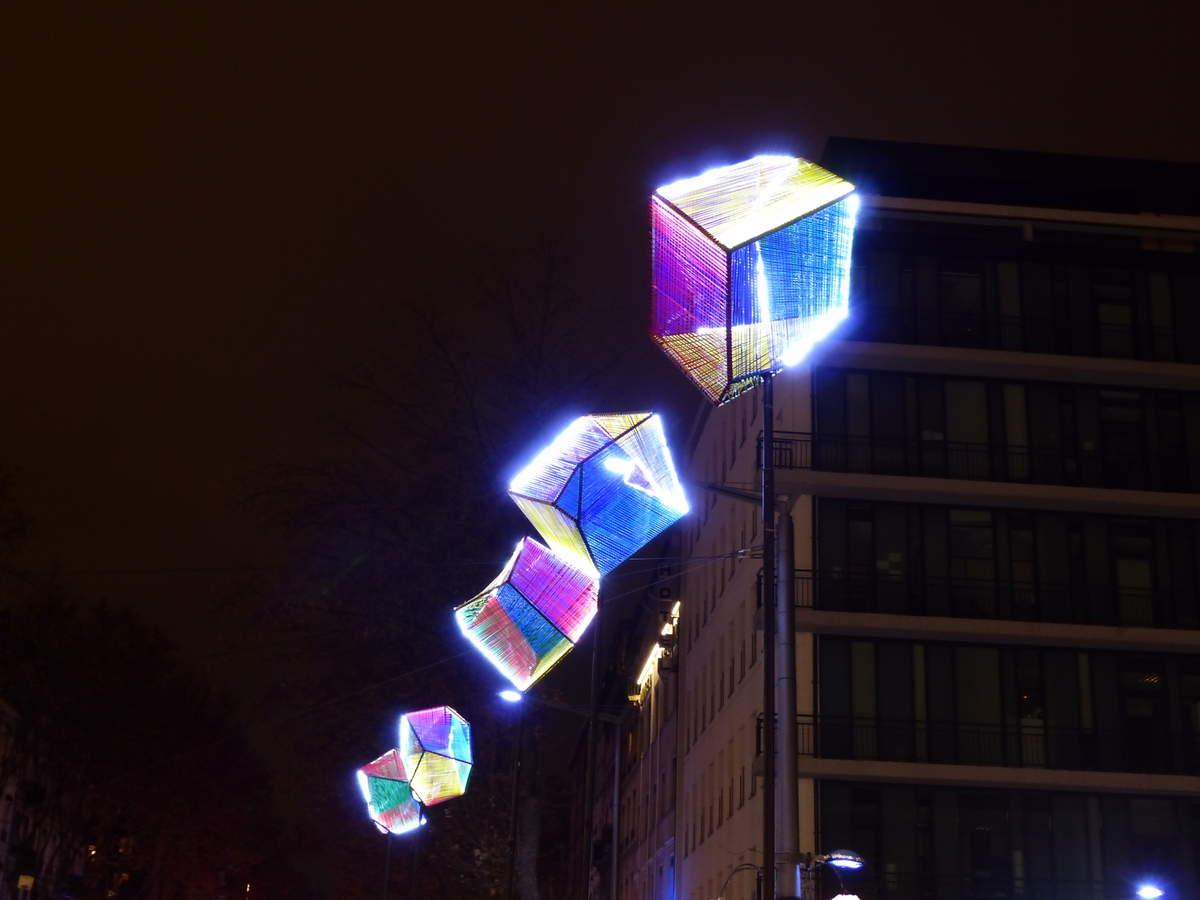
[760,376,778,900]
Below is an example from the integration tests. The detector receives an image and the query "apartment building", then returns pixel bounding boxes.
[617,139,1200,900]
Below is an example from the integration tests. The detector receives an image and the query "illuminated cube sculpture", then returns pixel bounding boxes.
[651,155,858,405]
[455,537,599,692]
[398,706,473,807]
[356,748,424,835]
[508,413,689,577]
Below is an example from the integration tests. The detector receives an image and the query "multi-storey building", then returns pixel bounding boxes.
[573,565,682,900]
[607,138,1200,900]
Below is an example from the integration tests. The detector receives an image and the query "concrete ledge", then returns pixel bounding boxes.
[796,756,1200,797]
[795,609,1200,654]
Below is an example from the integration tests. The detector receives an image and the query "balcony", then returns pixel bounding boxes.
[758,431,1197,494]
[796,714,1200,776]
[809,570,1196,630]
[756,569,1200,632]
[755,712,1200,777]
[845,302,1200,369]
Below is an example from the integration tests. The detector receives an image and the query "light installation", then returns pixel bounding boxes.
[455,537,599,691]
[508,413,689,576]
[651,154,858,404]
[455,412,687,694]
[356,748,425,835]
[355,707,473,837]
[398,706,474,807]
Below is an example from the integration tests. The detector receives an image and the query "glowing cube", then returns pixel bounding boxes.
[398,706,473,806]
[356,748,424,835]
[508,413,688,576]
[651,155,858,404]
[455,537,599,692]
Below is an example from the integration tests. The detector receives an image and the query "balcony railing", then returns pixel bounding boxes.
[843,300,1199,366]
[794,714,1200,775]
[756,431,1196,493]
[756,569,1197,629]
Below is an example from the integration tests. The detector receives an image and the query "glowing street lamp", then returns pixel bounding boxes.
[651,154,859,900]
[1137,884,1165,900]
[820,849,866,871]
[806,849,866,900]
[498,689,523,704]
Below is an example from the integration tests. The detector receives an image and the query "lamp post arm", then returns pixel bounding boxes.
[717,863,763,900]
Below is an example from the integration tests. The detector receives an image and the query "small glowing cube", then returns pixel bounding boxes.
[398,706,473,807]
[356,748,424,835]
[651,155,858,404]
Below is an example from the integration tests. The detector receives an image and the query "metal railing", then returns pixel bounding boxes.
[756,568,1195,629]
[794,714,1200,775]
[756,430,1199,493]
[809,570,1179,628]
[844,302,1195,366]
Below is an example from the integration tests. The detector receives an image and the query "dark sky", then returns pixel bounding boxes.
[3,5,1199,649]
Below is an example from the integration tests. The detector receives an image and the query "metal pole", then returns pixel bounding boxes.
[776,512,800,897]
[761,376,777,900]
[611,716,620,900]
[506,706,525,900]
[582,590,602,900]
[406,831,422,900]
[382,833,391,900]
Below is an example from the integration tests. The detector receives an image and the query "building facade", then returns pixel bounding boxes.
[610,139,1200,900]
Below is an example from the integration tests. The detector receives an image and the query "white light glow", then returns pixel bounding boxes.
[778,302,850,367]
[356,770,371,804]
[1137,885,1165,900]
[755,240,772,329]
[387,814,425,837]
[498,689,523,704]
[455,603,534,693]
[603,455,635,476]
[647,414,690,514]
[508,416,592,494]
[825,851,865,871]
[831,895,862,900]
[655,154,797,198]
[636,644,664,689]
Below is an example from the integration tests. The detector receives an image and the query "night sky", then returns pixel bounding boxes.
[3,3,1200,894]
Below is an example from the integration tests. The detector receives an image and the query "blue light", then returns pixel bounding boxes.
[1136,885,1164,900]
[825,850,865,871]
[498,689,523,704]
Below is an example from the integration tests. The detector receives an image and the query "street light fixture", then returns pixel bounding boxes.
[1136,885,1165,900]
[819,850,865,871]
[498,689,523,704]
[805,850,865,900]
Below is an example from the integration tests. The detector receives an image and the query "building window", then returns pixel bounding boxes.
[1093,268,1136,358]
[939,258,984,346]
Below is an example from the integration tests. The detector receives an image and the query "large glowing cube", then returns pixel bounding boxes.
[455,537,599,692]
[398,706,473,806]
[651,155,858,404]
[508,413,688,577]
[356,748,424,835]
